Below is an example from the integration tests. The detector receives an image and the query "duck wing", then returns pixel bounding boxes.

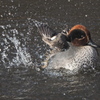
[34,21,69,50]
[34,21,57,37]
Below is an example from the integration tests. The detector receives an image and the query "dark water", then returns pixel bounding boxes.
[0,0,100,100]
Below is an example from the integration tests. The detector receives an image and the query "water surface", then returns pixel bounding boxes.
[0,0,100,100]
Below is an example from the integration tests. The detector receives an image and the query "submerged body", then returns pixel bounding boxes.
[47,45,98,71]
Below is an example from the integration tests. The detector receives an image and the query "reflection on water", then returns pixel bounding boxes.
[0,0,100,100]
[0,68,100,100]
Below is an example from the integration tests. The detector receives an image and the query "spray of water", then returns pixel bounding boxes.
[0,25,33,68]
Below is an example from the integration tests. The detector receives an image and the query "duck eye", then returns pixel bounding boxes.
[80,35,84,38]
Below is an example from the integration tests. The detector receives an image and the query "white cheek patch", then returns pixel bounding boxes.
[51,36,56,40]
[62,30,69,36]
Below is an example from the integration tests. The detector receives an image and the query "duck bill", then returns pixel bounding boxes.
[88,40,100,48]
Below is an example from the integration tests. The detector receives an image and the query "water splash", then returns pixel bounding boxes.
[0,19,50,69]
[0,25,33,68]
[7,33,32,67]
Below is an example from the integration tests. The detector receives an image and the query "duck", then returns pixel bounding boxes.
[34,21,100,72]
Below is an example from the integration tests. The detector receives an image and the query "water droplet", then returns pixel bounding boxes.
[11,0,13,2]
[2,34,5,36]
[8,12,11,15]
[85,15,88,17]
[39,55,43,59]
[59,7,62,9]
[1,15,3,17]
[0,25,5,29]
[63,93,66,95]
[68,0,71,2]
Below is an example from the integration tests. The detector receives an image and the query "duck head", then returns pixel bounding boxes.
[67,25,100,48]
